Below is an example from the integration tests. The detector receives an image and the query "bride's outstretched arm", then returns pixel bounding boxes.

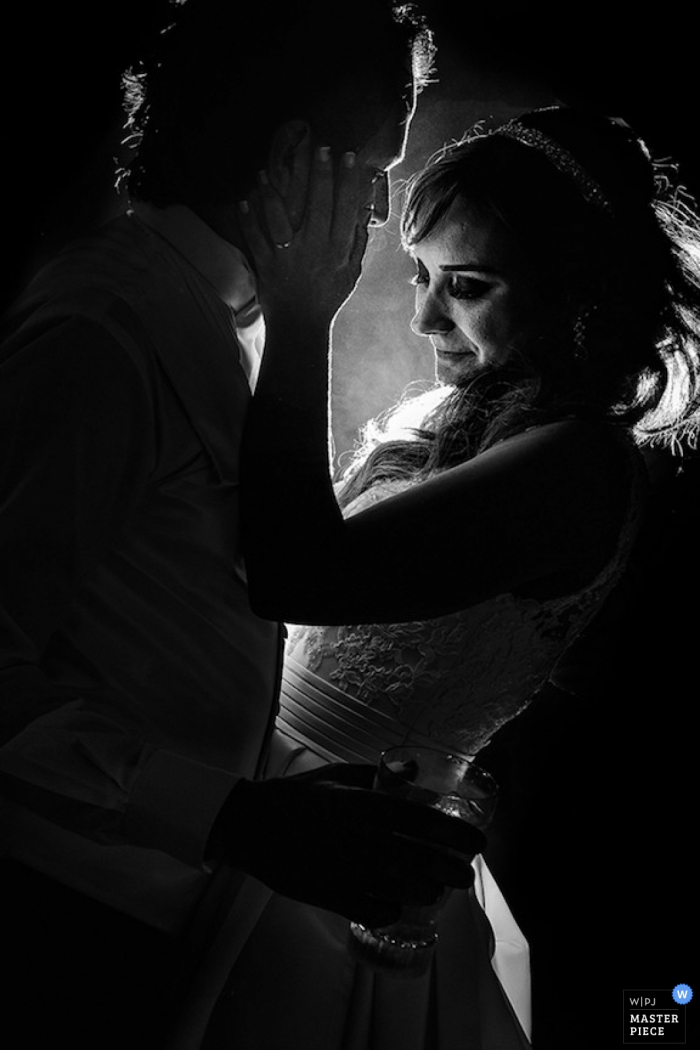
[239,148,633,625]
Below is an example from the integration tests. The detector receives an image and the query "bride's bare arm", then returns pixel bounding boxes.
[239,150,636,625]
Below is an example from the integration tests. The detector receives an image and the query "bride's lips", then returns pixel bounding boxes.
[432,342,474,358]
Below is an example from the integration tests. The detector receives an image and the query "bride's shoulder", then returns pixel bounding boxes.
[491,415,633,452]
[480,417,643,487]
[474,418,645,557]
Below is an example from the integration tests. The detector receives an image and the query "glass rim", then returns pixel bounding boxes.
[379,744,498,795]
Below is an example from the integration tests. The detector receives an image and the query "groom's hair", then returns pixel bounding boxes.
[120,0,434,207]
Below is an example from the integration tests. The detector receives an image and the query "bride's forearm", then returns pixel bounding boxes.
[241,309,345,615]
[258,307,332,391]
[248,309,336,458]
[236,146,382,620]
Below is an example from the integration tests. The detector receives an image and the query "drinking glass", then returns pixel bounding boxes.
[348,745,498,978]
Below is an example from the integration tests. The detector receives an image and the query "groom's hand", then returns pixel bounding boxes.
[207,763,485,928]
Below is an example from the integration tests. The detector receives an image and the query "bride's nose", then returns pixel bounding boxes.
[411,290,452,337]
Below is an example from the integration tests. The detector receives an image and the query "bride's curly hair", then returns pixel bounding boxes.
[338,107,700,507]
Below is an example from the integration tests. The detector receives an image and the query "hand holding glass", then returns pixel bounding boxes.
[349,745,498,977]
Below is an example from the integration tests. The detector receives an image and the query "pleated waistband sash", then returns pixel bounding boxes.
[277,654,441,764]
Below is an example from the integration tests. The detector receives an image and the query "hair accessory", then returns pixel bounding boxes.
[495,121,614,216]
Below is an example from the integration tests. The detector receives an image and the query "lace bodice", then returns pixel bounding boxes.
[284,455,644,758]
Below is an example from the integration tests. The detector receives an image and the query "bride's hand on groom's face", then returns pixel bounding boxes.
[238,143,374,324]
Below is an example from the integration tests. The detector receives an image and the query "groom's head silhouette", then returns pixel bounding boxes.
[121,0,435,231]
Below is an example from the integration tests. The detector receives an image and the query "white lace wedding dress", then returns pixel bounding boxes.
[170,448,643,1050]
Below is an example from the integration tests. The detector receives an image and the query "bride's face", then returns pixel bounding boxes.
[409,199,534,385]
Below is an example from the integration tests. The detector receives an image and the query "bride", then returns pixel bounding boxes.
[171,106,700,1049]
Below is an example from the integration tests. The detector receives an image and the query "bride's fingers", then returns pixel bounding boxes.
[285,129,313,231]
[331,151,373,258]
[305,145,335,241]
[255,174,295,248]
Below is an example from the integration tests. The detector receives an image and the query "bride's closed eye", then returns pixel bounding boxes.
[446,275,492,301]
[409,266,492,301]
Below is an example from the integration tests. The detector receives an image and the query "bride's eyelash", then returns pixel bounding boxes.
[409,271,491,300]
[448,276,490,300]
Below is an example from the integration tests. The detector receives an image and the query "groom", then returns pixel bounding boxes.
[0,2,482,1047]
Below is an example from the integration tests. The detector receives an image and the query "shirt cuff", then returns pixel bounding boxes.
[127,748,241,867]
